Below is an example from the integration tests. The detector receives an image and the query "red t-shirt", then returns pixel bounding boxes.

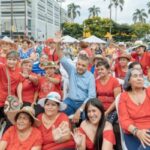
[118,87,150,133]
[22,73,38,104]
[2,126,42,150]
[37,113,75,150]
[79,127,116,150]
[43,46,59,62]
[0,64,23,106]
[0,56,6,64]
[114,63,126,79]
[96,76,120,110]
[38,74,62,99]
[131,52,150,75]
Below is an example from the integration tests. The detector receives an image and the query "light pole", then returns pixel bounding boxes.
[10,0,13,38]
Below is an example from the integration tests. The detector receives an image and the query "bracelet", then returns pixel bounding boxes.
[132,127,138,136]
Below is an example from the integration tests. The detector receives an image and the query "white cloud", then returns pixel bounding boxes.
[61,0,149,24]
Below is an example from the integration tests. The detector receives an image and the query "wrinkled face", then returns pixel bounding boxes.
[16,113,32,131]
[76,59,88,75]
[6,57,18,69]
[87,104,101,125]
[44,100,59,117]
[22,62,32,73]
[119,57,129,67]
[97,65,109,78]
[132,64,142,71]
[129,69,144,89]
[136,46,145,55]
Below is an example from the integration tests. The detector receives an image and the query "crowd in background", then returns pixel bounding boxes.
[0,33,150,150]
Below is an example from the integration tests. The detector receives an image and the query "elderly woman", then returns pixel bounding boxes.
[73,98,116,150]
[0,106,42,150]
[118,68,150,150]
[131,41,150,75]
[20,59,39,106]
[113,53,130,79]
[37,92,75,150]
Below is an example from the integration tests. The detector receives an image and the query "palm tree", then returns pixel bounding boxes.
[147,1,150,14]
[132,9,148,23]
[67,3,81,22]
[109,0,124,21]
[88,5,100,18]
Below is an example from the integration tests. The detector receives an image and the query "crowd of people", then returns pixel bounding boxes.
[0,34,150,150]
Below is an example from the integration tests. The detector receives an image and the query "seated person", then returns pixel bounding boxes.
[72,98,116,150]
[118,68,150,150]
[0,106,42,150]
[37,92,75,150]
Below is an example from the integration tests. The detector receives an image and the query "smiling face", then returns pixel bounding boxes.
[16,113,32,131]
[44,100,59,117]
[97,65,109,78]
[119,57,129,67]
[21,62,32,73]
[6,57,18,69]
[135,46,145,56]
[87,104,101,125]
[129,69,144,89]
[76,58,88,75]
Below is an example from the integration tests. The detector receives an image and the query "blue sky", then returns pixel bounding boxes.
[61,0,149,24]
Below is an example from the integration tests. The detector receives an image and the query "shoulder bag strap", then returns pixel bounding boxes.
[6,67,11,96]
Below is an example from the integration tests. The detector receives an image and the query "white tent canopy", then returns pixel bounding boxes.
[62,35,79,43]
[82,35,106,44]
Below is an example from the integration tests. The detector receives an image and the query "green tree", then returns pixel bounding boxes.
[62,22,83,38]
[131,23,150,39]
[147,1,150,14]
[133,9,148,23]
[88,5,100,18]
[67,3,81,22]
[109,0,124,21]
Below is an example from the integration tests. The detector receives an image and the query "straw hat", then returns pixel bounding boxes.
[41,61,56,69]
[38,92,67,111]
[6,106,41,127]
[132,40,147,50]
[118,53,130,61]
[94,54,104,60]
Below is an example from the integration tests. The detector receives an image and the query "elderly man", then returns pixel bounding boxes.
[56,36,96,123]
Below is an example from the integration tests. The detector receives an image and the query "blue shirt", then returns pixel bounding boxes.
[60,56,96,103]
[32,61,45,76]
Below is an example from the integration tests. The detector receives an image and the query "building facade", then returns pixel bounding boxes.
[0,0,70,41]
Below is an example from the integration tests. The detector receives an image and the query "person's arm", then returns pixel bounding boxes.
[102,122,115,150]
[118,93,135,132]
[0,141,7,150]
[46,75,61,84]
[72,74,96,123]
[17,82,23,104]
[28,74,38,86]
[105,86,121,115]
